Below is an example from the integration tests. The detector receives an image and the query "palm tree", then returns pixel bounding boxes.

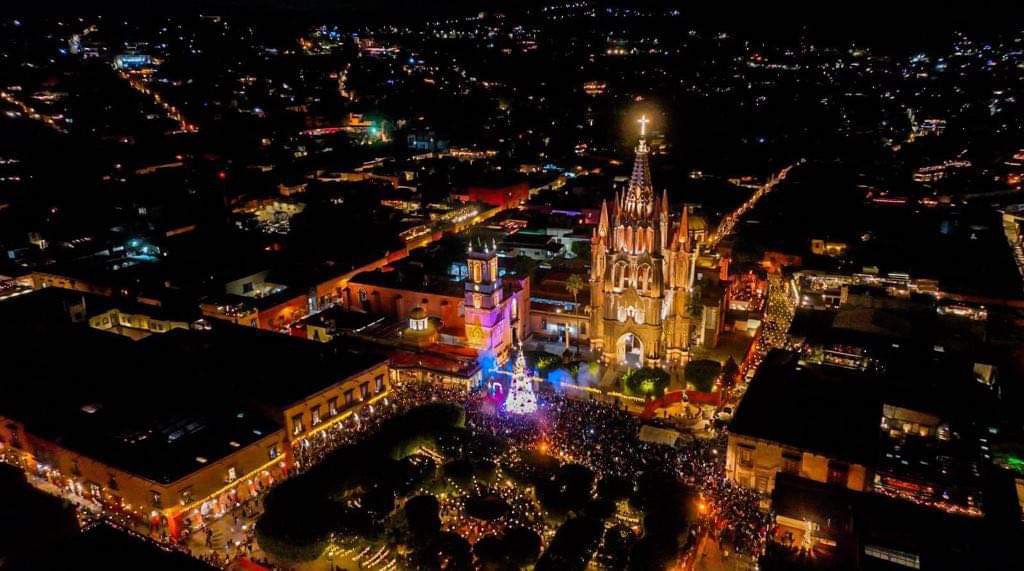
[564,274,586,355]
[565,274,585,305]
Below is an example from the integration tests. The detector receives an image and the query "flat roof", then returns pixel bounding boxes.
[730,350,882,465]
[349,263,464,298]
[0,288,387,484]
[732,348,996,466]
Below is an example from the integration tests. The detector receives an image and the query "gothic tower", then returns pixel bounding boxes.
[589,116,693,368]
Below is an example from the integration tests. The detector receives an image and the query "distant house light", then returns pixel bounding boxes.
[195,456,208,464]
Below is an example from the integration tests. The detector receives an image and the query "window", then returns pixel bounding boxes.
[864,545,921,569]
[226,466,237,482]
[268,444,280,460]
[151,490,163,509]
[311,405,321,426]
[375,375,385,393]
[755,474,769,493]
[828,461,849,486]
[108,474,119,491]
[360,382,370,400]
[291,413,304,435]
[782,452,801,475]
[613,261,628,290]
[344,390,354,405]
[328,397,338,417]
[179,487,193,505]
[738,445,754,468]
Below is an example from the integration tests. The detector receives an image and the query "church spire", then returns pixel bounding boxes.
[598,200,609,237]
[678,205,690,250]
[622,115,654,221]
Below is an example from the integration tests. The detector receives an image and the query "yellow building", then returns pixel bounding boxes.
[89,307,190,339]
[726,351,878,495]
[0,288,390,539]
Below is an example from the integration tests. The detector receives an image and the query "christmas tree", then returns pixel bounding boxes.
[504,347,537,415]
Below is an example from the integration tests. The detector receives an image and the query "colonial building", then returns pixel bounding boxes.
[589,117,695,368]
[0,288,391,540]
[345,243,529,364]
[464,242,521,357]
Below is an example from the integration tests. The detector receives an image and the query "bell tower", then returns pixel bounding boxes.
[464,241,512,357]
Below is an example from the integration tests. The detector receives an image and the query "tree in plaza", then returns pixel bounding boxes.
[721,356,740,390]
[474,535,507,569]
[435,531,473,570]
[684,359,722,393]
[503,527,542,568]
[474,527,541,570]
[537,463,596,518]
[256,403,466,565]
[536,515,605,571]
[628,470,699,570]
[504,346,538,415]
[570,240,591,261]
[622,367,670,398]
[404,494,441,547]
[599,525,636,570]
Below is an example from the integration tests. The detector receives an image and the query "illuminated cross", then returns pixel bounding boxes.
[637,114,650,138]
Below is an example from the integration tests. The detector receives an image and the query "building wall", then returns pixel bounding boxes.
[283,362,391,441]
[89,308,189,336]
[30,271,115,297]
[726,433,870,494]
[258,294,310,331]
[3,416,286,534]
[529,309,589,346]
[199,303,259,328]
[344,282,463,331]
[224,271,271,297]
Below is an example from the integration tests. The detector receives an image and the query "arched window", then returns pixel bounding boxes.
[637,264,652,292]
[612,261,628,291]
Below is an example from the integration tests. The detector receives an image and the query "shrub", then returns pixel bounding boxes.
[622,367,670,397]
[684,359,722,392]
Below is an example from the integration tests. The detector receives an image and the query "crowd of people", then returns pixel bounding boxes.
[158,375,772,568]
[463,390,773,559]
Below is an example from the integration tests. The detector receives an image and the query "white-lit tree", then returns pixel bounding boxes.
[504,347,537,415]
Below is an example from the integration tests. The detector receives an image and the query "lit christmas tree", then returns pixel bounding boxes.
[504,347,537,415]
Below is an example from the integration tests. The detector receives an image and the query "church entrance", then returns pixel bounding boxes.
[616,333,644,368]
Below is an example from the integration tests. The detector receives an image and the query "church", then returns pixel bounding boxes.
[589,116,695,368]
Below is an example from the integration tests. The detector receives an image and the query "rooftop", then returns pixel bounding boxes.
[730,350,882,465]
[0,288,387,484]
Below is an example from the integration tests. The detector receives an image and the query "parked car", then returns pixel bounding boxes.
[715,405,735,423]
